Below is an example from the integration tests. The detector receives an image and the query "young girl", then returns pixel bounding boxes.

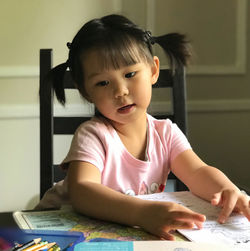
[37,14,250,240]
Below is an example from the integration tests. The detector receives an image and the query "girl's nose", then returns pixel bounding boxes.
[114,82,129,98]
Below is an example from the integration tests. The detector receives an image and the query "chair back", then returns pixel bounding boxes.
[39,48,188,199]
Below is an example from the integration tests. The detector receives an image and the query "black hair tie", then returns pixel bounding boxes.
[144,31,156,45]
[66,42,71,49]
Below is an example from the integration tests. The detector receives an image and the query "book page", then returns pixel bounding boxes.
[136,191,250,249]
[13,209,77,230]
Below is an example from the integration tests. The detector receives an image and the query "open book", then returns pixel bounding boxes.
[136,191,250,249]
[13,191,250,249]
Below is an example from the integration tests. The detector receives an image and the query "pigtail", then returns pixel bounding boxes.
[154,33,191,70]
[46,62,68,105]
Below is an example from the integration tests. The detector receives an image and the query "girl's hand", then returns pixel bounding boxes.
[138,201,206,240]
[211,189,250,223]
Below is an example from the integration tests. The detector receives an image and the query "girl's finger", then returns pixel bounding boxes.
[156,221,195,240]
[237,198,250,221]
[218,193,237,223]
[174,215,204,229]
[173,211,206,223]
[169,220,195,230]
[159,231,175,241]
[195,221,204,229]
[211,192,222,206]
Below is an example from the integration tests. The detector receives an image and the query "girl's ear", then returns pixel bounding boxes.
[151,56,160,85]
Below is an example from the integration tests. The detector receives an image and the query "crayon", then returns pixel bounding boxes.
[47,243,61,251]
[14,238,42,251]
[33,242,56,251]
[22,241,48,251]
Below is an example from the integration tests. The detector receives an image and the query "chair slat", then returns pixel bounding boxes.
[54,117,91,134]
[155,69,173,88]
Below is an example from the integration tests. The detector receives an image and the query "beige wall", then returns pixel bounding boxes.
[0,0,122,212]
[0,0,249,212]
[123,0,250,191]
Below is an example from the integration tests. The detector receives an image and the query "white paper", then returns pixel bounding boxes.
[136,191,250,249]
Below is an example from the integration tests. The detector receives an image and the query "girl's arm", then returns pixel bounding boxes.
[171,149,250,223]
[67,160,205,240]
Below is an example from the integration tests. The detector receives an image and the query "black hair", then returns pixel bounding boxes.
[46,14,191,105]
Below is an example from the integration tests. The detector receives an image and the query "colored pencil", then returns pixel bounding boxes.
[14,238,42,251]
[33,242,56,251]
[21,241,48,251]
[47,243,61,251]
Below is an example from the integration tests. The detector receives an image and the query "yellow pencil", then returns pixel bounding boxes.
[22,242,48,251]
[33,242,56,251]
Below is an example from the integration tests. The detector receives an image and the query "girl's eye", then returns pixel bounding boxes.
[96,80,109,86]
[125,72,136,78]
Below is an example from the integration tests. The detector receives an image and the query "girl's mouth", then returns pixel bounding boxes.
[117,104,135,114]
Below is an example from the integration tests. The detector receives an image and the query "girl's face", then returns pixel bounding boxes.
[82,49,159,126]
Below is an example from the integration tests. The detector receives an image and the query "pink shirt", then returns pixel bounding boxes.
[62,114,191,196]
[35,114,191,209]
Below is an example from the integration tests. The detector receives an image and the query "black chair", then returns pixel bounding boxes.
[39,49,188,199]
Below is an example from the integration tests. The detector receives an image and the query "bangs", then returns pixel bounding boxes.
[95,34,153,70]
